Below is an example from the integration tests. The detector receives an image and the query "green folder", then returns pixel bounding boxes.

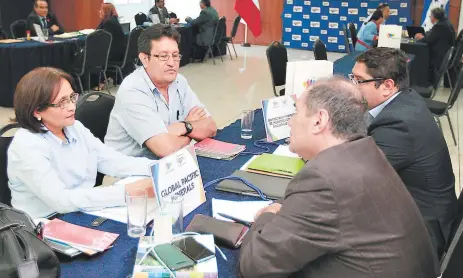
[246,154,305,178]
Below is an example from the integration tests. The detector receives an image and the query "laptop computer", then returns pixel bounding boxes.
[406,26,425,39]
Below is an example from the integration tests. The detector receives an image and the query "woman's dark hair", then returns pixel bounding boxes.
[100,3,118,22]
[431,7,445,21]
[138,24,181,55]
[377,3,389,10]
[369,10,384,22]
[356,47,409,90]
[14,67,74,133]
[201,0,211,7]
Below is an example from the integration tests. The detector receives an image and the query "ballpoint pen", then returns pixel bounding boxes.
[217,213,252,227]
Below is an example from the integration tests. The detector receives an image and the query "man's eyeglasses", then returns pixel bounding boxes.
[148,53,182,62]
[43,92,78,110]
[348,74,385,85]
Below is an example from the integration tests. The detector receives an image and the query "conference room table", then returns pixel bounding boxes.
[400,39,429,88]
[0,26,193,108]
[57,56,363,277]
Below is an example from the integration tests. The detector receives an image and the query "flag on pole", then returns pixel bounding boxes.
[235,0,262,37]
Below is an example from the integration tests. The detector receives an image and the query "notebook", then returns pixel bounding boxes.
[212,198,272,223]
[194,138,245,160]
[215,170,290,200]
[245,153,305,178]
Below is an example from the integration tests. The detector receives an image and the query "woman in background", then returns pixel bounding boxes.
[97,3,125,62]
[355,10,384,52]
[8,67,155,218]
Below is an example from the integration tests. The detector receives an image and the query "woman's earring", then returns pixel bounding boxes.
[37,116,41,121]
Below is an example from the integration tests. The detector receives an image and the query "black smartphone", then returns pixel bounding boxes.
[152,243,195,271]
[171,237,215,263]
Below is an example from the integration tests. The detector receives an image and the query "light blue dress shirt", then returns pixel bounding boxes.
[8,120,154,218]
[369,92,401,119]
[355,22,379,51]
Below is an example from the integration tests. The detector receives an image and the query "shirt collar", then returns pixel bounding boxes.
[140,67,179,97]
[41,125,78,145]
[369,91,401,118]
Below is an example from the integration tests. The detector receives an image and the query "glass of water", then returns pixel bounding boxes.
[153,195,183,244]
[241,110,254,139]
[42,29,49,40]
[126,188,147,238]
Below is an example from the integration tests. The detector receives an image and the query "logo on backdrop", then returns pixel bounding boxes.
[338,45,346,50]
[310,21,321,28]
[311,7,321,13]
[285,28,292,32]
[302,29,309,33]
[292,34,302,41]
[303,14,310,19]
[304,0,311,5]
[367,8,375,14]
[293,6,303,12]
[293,20,302,26]
[329,22,339,29]
[321,15,328,20]
[328,37,338,43]
[400,3,408,8]
[287,0,293,4]
[348,8,358,15]
[342,2,348,7]
[390,9,398,15]
[284,42,290,46]
[329,8,339,14]
[359,17,366,22]
[340,16,347,21]
[400,18,407,23]
[301,43,309,47]
[322,2,329,6]
[339,30,344,35]
[284,13,292,18]
[309,35,319,41]
[321,30,328,34]
[361,3,368,7]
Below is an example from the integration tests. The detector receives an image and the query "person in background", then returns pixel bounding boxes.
[105,25,217,159]
[185,0,218,47]
[8,67,155,219]
[97,2,125,62]
[351,47,457,259]
[415,7,455,84]
[239,77,438,278]
[363,3,390,26]
[27,0,64,36]
[149,0,179,24]
[355,10,384,51]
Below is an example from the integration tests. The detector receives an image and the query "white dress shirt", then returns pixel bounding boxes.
[369,92,401,119]
[8,120,154,218]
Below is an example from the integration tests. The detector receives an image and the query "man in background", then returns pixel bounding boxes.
[186,0,218,47]
[363,3,390,25]
[351,47,457,259]
[148,0,179,24]
[27,0,64,36]
[239,77,438,277]
[105,25,217,159]
[415,7,455,84]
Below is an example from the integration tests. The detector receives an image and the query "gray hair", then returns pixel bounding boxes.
[305,77,368,140]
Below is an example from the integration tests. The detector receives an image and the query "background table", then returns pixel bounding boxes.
[58,55,376,277]
[401,40,429,88]
[0,26,193,108]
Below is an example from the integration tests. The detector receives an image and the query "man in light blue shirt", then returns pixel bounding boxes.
[105,24,217,159]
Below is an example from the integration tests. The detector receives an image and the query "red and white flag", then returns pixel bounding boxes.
[235,0,262,37]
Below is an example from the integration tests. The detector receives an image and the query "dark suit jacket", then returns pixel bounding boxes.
[26,11,64,36]
[239,137,438,278]
[186,6,219,46]
[148,6,169,24]
[421,18,455,71]
[368,88,457,258]
[97,16,125,62]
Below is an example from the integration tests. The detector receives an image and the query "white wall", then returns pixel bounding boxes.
[109,0,154,28]
[459,0,463,32]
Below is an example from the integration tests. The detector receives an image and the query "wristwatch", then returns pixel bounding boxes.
[182,121,193,136]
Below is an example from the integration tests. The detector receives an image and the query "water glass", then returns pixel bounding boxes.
[241,110,254,139]
[42,29,49,40]
[153,195,184,244]
[126,189,147,238]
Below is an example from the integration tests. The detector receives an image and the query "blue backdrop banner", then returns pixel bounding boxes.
[282,0,412,53]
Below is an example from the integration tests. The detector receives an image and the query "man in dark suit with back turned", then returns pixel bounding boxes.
[27,0,64,36]
[415,7,455,84]
[352,47,457,259]
[185,0,218,47]
[239,77,438,278]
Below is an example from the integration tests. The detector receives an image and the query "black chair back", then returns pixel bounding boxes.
[77,30,112,76]
[342,25,351,54]
[135,13,147,26]
[348,22,358,48]
[446,66,463,110]
[449,40,463,70]
[75,92,115,143]
[121,27,143,69]
[231,16,241,38]
[433,47,454,90]
[0,123,20,206]
[440,193,463,277]
[266,41,288,96]
[313,39,327,60]
[10,20,27,39]
[212,17,226,47]
[456,29,463,45]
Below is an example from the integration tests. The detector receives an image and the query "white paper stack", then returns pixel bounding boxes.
[212,198,272,223]
[378,25,403,49]
[285,60,333,98]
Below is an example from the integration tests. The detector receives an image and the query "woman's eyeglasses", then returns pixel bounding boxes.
[44,92,79,109]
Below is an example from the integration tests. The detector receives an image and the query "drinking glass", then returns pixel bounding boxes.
[153,195,184,244]
[126,188,147,238]
[241,110,254,139]
[42,29,49,40]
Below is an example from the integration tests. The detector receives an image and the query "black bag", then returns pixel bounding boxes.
[0,203,60,278]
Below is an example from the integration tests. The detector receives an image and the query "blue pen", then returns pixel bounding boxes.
[217,213,252,227]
